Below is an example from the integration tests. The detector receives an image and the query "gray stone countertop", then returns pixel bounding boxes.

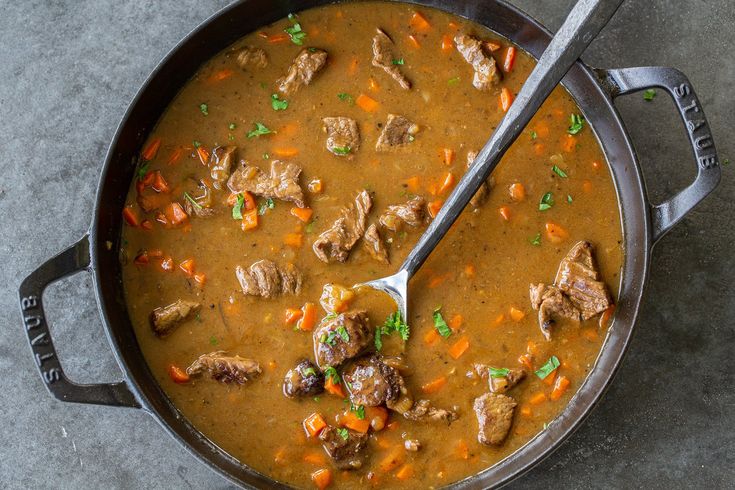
[0,0,732,488]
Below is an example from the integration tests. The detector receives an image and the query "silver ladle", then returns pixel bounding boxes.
[358,0,624,320]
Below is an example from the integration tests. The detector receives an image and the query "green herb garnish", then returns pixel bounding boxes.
[351,404,366,420]
[247,122,273,138]
[530,130,537,140]
[392,58,405,65]
[530,232,541,246]
[375,311,410,351]
[336,427,349,440]
[539,192,554,211]
[643,89,657,101]
[209,335,218,345]
[193,140,202,148]
[228,122,236,130]
[284,13,307,45]
[567,114,585,135]
[567,194,573,204]
[336,326,350,342]
[323,366,340,384]
[262,152,270,160]
[321,327,349,346]
[433,307,452,338]
[271,93,288,111]
[448,76,460,85]
[199,103,209,116]
[337,92,355,105]
[136,162,150,181]
[489,367,510,378]
[552,165,568,178]
[257,198,275,215]
[535,355,560,379]
[332,146,351,155]
[301,366,317,377]
[232,194,244,219]
[184,192,202,210]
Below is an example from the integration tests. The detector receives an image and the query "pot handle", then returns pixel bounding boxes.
[18,234,140,408]
[596,66,721,243]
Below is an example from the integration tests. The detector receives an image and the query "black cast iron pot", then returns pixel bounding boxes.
[18,0,721,488]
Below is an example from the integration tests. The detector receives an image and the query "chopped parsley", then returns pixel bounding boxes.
[228,133,235,141]
[448,76,460,85]
[257,198,275,215]
[530,130,538,140]
[284,13,307,45]
[336,427,349,440]
[408,135,415,142]
[567,194,573,204]
[567,114,585,135]
[432,307,452,338]
[192,140,202,148]
[247,122,273,138]
[530,232,541,246]
[262,152,270,160]
[271,93,288,111]
[332,146,351,155]
[337,92,354,105]
[136,161,150,181]
[321,326,350,346]
[723,158,730,165]
[228,122,236,130]
[552,165,568,178]
[305,220,316,233]
[301,366,317,377]
[392,58,405,65]
[535,355,560,379]
[209,335,218,345]
[351,404,366,419]
[199,103,209,116]
[375,311,410,350]
[489,367,510,379]
[643,89,657,101]
[539,192,554,211]
[232,194,244,219]
[323,366,340,384]
[184,192,202,210]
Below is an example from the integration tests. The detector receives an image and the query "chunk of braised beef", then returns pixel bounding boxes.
[371,28,411,90]
[555,241,613,319]
[149,299,201,337]
[403,399,459,424]
[319,426,369,470]
[209,145,237,190]
[313,190,372,263]
[313,310,374,369]
[454,33,502,91]
[234,45,268,70]
[186,351,261,384]
[473,364,527,394]
[379,196,426,231]
[529,283,581,340]
[473,393,516,445]
[362,223,389,264]
[276,48,328,96]
[227,160,305,208]
[235,260,302,298]
[323,117,360,157]
[466,150,495,208]
[343,355,403,407]
[283,359,324,398]
[375,114,419,151]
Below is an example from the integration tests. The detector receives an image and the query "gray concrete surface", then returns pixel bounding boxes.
[1,0,732,488]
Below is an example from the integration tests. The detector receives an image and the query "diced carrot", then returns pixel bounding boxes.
[165,202,189,226]
[500,87,514,112]
[464,264,476,278]
[423,327,440,346]
[427,199,443,218]
[509,183,526,201]
[599,305,616,329]
[151,171,170,193]
[518,353,534,370]
[311,468,332,489]
[297,302,317,331]
[455,439,470,460]
[449,314,463,331]
[122,207,140,226]
[443,148,455,166]
[529,392,548,405]
[196,146,210,165]
[133,251,149,266]
[340,410,371,433]
[427,272,449,288]
[405,176,421,193]
[167,148,183,165]
[395,464,414,480]
[448,21,459,30]
[527,340,539,355]
[148,249,163,258]
[226,193,239,206]
[438,172,456,195]
[284,232,304,248]
[550,375,571,400]
[533,143,546,156]
[448,336,470,359]
[542,368,557,386]
[208,68,234,83]
[582,180,594,193]
[409,11,431,31]
[241,209,259,231]
[304,452,327,465]
[242,191,257,211]
[268,360,277,371]
[491,313,505,327]
[267,32,289,44]
[160,256,174,272]
[141,171,155,186]
[285,307,303,325]
[499,205,511,221]
[272,147,300,158]
[193,273,206,286]
[324,376,346,398]
[545,222,569,243]
[168,364,190,384]
[484,40,502,52]
[503,46,516,73]
[421,375,447,394]
[179,258,195,277]
[441,34,454,52]
[535,121,550,138]
[308,179,324,194]
[426,181,439,196]
[407,34,421,49]
[140,219,153,230]
[355,94,379,112]
[291,207,313,222]
[379,446,405,472]
[520,406,532,417]
[562,135,577,153]
[303,413,328,438]
[509,307,525,322]
[142,137,161,161]
[368,77,380,92]
[365,406,389,431]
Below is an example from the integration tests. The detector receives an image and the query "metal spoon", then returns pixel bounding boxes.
[358,0,624,320]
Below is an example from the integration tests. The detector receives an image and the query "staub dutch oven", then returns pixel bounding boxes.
[18,0,721,488]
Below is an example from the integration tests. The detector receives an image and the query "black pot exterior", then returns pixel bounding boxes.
[19,1,721,489]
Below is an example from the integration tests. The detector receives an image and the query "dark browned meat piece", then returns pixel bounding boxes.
[235,260,302,298]
[283,359,324,398]
[234,45,268,69]
[362,224,388,264]
[376,114,419,151]
[319,426,369,470]
[323,117,360,157]
[227,160,305,207]
[473,393,516,445]
[379,196,426,231]
[276,48,328,96]
[371,28,411,90]
[529,283,581,340]
[313,311,374,368]
[555,241,614,319]
[343,355,403,407]
[183,178,216,218]
[313,190,372,263]
[454,33,502,91]
[466,150,495,208]
[403,399,459,424]
[149,299,201,337]
[473,364,527,394]
[209,146,236,190]
[186,351,261,384]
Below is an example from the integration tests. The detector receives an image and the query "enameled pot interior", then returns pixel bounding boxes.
[90,0,649,487]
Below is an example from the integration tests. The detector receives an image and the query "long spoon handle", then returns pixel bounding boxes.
[399,0,624,278]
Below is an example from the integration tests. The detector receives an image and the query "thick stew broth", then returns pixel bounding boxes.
[121,2,622,488]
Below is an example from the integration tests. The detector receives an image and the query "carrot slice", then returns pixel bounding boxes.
[267,32,289,44]
[168,364,190,384]
[545,222,569,243]
[448,336,470,359]
[284,232,304,248]
[529,392,548,405]
[423,327,440,346]
[355,94,379,112]
[499,205,511,221]
[503,46,516,73]
[368,77,380,92]
[509,182,526,201]
[167,148,183,165]
[193,273,206,286]
[518,353,534,371]
[438,172,456,195]
[285,307,303,325]
[442,148,455,166]
[241,209,259,231]
[395,464,414,480]
[448,314,463,332]
[441,34,454,53]
[409,11,431,31]
[311,468,332,489]
[455,439,470,460]
[179,258,195,277]
[339,410,371,433]
[550,375,571,400]
[379,446,405,472]
[151,171,170,193]
[273,147,300,157]
[464,264,476,278]
[324,376,346,398]
[562,135,577,153]
[291,207,313,222]
[133,251,149,266]
[303,413,327,438]
[427,199,443,218]
[122,207,140,227]
[421,375,447,394]
[365,406,389,431]
[297,302,317,331]
[142,138,161,161]
[500,87,514,112]
[196,145,210,165]
[209,68,234,83]
[405,176,421,193]
[509,307,525,322]
[164,202,188,226]
[407,34,421,49]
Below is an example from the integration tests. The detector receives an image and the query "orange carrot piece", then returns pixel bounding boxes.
[599,305,616,329]
[365,406,389,431]
[241,209,259,231]
[438,172,456,195]
[142,138,161,161]
[193,273,206,286]
[405,176,421,193]
[423,327,440,346]
[542,368,558,386]
[196,146,210,165]
[285,307,304,325]
[267,32,289,44]
[427,272,449,288]
[348,56,359,75]
[379,446,405,472]
[304,413,328,438]
[448,336,470,359]
[421,375,447,394]
[529,392,548,405]
[509,307,525,322]
[503,46,516,73]
[140,219,153,231]
[520,406,532,417]
[168,364,190,384]
[500,87,514,112]
[441,34,454,52]
[409,11,431,31]
[491,313,505,327]
[179,258,195,277]
[582,179,594,193]
[297,302,317,332]
[304,452,327,465]
[518,353,534,371]
[550,375,571,400]
[449,314,463,332]
[291,207,313,222]
[509,182,526,201]
[273,147,299,158]
[464,264,476,278]
[427,199,443,218]
[484,40,502,52]
[533,143,546,156]
[311,468,332,489]
[166,202,189,226]
[133,251,149,266]
[340,410,371,433]
[284,232,304,248]
[355,94,379,112]
[443,148,455,165]
[242,191,257,211]
[325,377,346,398]
[308,178,324,194]
[209,68,234,83]
[562,135,577,153]
[455,439,470,460]
[395,464,414,480]
[499,205,511,221]
[407,34,421,49]
[545,222,569,243]
[122,207,140,227]
[151,171,170,193]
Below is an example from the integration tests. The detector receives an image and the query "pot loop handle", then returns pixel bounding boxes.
[596,67,721,244]
[18,234,140,408]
